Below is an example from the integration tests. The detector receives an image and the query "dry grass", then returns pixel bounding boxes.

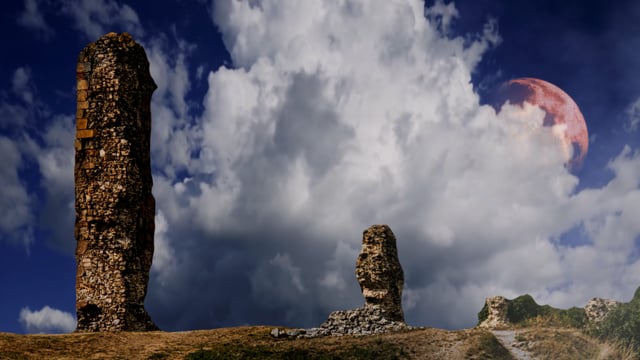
[595,340,639,360]
[1,325,634,359]
[506,327,639,360]
[463,331,514,360]
[0,326,512,360]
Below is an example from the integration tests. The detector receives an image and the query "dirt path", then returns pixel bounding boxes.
[492,330,536,360]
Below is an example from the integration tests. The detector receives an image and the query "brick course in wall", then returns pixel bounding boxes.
[74,32,158,331]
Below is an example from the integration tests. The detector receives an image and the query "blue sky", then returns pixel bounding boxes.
[2,0,640,334]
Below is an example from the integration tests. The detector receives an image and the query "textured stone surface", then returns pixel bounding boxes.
[74,32,157,332]
[584,298,620,324]
[478,296,510,329]
[318,305,411,336]
[356,224,405,322]
[279,225,408,338]
[479,295,621,330]
[271,306,414,339]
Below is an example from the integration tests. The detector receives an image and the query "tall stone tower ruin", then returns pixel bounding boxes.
[74,32,157,331]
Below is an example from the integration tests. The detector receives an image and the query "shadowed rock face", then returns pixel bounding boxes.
[74,32,157,331]
[356,224,405,322]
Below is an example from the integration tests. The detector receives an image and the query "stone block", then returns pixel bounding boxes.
[78,79,89,90]
[77,129,95,139]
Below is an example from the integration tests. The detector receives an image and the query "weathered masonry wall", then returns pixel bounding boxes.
[75,32,157,331]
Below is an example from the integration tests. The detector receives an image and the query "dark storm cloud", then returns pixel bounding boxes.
[147,222,361,330]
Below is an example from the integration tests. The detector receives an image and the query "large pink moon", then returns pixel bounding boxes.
[493,78,589,172]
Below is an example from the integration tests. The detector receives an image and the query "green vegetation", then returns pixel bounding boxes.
[476,294,588,328]
[476,288,640,358]
[591,286,640,352]
[507,294,540,323]
[477,303,489,324]
[514,334,527,342]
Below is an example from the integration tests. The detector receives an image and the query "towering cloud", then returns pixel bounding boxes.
[8,0,640,332]
[140,0,640,330]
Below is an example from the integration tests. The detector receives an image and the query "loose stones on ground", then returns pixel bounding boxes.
[272,224,409,338]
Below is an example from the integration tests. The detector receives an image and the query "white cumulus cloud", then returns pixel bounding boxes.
[19,306,76,333]
[109,0,640,330]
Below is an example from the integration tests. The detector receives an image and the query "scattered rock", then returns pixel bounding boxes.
[291,224,409,338]
[319,305,412,336]
[584,298,620,324]
[270,327,323,339]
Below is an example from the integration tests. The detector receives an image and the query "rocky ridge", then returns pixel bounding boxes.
[478,294,621,329]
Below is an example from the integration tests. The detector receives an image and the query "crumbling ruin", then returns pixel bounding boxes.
[477,296,509,329]
[74,32,157,331]
[477,294,620,329]
[272,224,409,338]
[355,224,405,322]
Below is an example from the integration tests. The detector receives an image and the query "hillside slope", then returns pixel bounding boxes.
[0,325,633,360]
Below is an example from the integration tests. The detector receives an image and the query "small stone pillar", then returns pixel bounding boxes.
[478,296,509,329]
[74,32,157,331]
[356,224,405,322]
[315,224,408,336]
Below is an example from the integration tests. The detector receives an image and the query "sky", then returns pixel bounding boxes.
[1,0,640,334]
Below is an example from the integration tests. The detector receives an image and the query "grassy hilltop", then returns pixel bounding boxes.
[0,324,637,359]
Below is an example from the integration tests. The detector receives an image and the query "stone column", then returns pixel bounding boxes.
[74,32,157,331]
[356,224,405,322]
